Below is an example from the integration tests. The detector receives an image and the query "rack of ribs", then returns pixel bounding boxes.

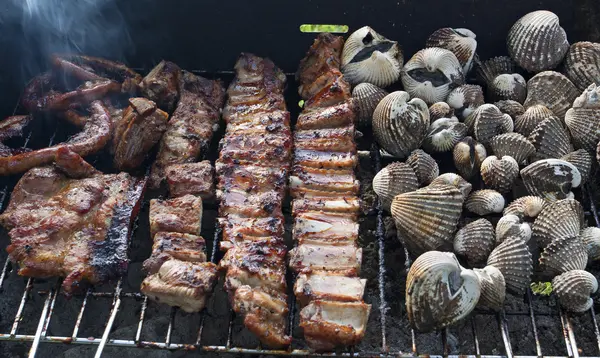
[216,53,292,348]
[288,33,371,352]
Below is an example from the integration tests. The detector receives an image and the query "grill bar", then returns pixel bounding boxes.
[525,290,543,356]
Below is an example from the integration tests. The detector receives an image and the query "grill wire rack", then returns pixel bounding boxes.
[0,72,600,358]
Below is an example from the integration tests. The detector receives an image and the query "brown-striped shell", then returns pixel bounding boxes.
[373,91,430,158]
[476,56,516,85]
[507,10,569,72]
[401,47,465,104]
[528,118,572,162]
[564,41,600,91]
[422,118,467,153]
[446,84,485,120]
[474,266,506,311]
[453,136,487,180]
[353,83,389,127]
[552,270,598,312]
[465,189,505,216]
[531,199,584,249]
[429,102,455,121]
[538,235,587,276]
[520,159,581,201]
[406,251,481,332]
[391,184,464,256]
[560,149,592,185]
[565,84,600,152]
[495,100,525,118]
[341,26,403,87]
[487,235,533,295]
[489,132,535,164]
[406,149,439,186]
[469,104,514,146]
[514,104,558,137]
[490,74,527,104]
[496,214,532,244]
[373,162,419,211]
[430,173,473,199]
[454,218,496,267]
[523,71,579,120]
[426,28,477,73]
[480,155,519,193]
[581,227,600,262]
[503,196,547,219]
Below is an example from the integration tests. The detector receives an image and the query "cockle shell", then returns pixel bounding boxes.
[564,41,600,91]
[496,214,532,244]
[453,136,487,180]
[565,84,600,152]
[426,28,477,73]
[429,102,455,121]
[476,56,516,85]
[507,10,569,72]
[341,26,403,87]
[465,189,505,216]
[490,74,527,104]
[581,227,600,262]
[520,159,581,201]
[552,270,598,312]
[538,235,587,276]
[474,266,506,311]
[353,83,388,127]
[514,104,558,137]
[487,234,533,295]
[430,173,473,199]
[532,198,584,249]
[468,104,514,146]
[406,149,439,186]
[503,196,547,219]
[406,251,481,332]
[454,218,496,267]
[446,84,485,120]
[523,71,579,120]
[391,184,464,256]
[560,149,592,185]
[528,118,572,162]
[373,162,419,211]
[401,47,465,104]
[489,132,535,164]
[373,91,430,158]
[495,100,525,119]
[480,155,519,193]
[422,118,467,153]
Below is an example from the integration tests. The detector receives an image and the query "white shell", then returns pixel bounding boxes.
[489,132,535,164]
[560,149,592,185]
[490,74,527,104]
[565,84,600,152]
[468,104,514,146]
[430,173,473,199]
[495,100,525,119]
[406,149,439,186]
[552,270,598,312]
[474,266,506,311]
[487,235,533,295]
[454,218,496,267]
[538,236,587,276]
[429,102,455,121]
[426,28,477,73]
[581,227,600,262]
[446,84,485,120]
[496,214,532,244]
[564,41,600,91]
[422,118,467,153]
[514,104,558,137]
[532,198,584,250]
[503,196,547,219]
[523,71,579,120]
[527,118,572,162]
[465,189,505,216]
[353,83,389,127]
[373,162,419,211]
[453,136,487,180]
[520,159,581,201]
[480,155,519,194]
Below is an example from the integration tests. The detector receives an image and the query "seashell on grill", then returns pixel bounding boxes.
[454,218,496,267]
[422,118,467,153]
[520,159,581,201]
[560,149,592,185]
[453,136,487,180]
[353,83,388,127]
[469,104,514,146]
[538,235,587,276]
[495,100,525,119]
[480,155,519,193]
[406,149,439,186]
[429,102,455,121]
[465,189,505,216]
[489,132,535,164]
[373,162,419,211]
[391,184,464,256]
[373,91,430,158]
[580,227,600,262]
[430,173,473,199]
[341,26,403,87]
[476,56,516,85]
[523,71,579,120]
[527,118,572,162]
[406,251,481,332]
[507,10,569,72]
[489,74,527,104]
[552,270,598,313]
[496,214,532,244]
[426,28,477,73]
[446,84,485,121]
[514,104,558,137]
[474,266,506,311]
[532,198,584,249]
[487,234,533,295]
[503,196,547,219]
[401,47,465,104]
[565,83,600,152]
[564,41,600,91]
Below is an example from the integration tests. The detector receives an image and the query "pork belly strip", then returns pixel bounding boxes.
[143,231,207,274]
[293,149,357,169]
[295,100,356,130]
[290,167,359,197]
[215,162,287,196]
[149,194,203,238]
[139,60,181,113]
[165,161,214,199]
[296,33,344,99]
[294,274,367,306]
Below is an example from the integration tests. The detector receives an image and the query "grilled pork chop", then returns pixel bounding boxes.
[149,194,203,238]
[139,60,181,113]
[165,160,214,199]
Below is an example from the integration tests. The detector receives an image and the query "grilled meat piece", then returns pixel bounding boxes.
[219,216,284,243]
[54,147,100,178]
[218,133,291,167]
[293,149,357,169]
[294,274,367,306]
[295,100,356,130]
[294,125,356,152]
[288,243,362,276]
[293,207,360,244]
[143,232,207,274]
[296,33,344,97]
[165,161,214,199]
[218,189,283,218]
[141,260,218,313]
[216,163,287,194]
[149,194,203,238]
[290,167,359,197]
[226,111,291,136]
[0,115,32,141]
[304,71,352,109]
[139,60,181,113]
[291,197,360,216]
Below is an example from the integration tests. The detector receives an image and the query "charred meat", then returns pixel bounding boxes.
[149,194,203,238]
[165,161,214,199]
[139,60,181,113]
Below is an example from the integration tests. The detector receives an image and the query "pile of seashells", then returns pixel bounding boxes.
[343,10,600,333]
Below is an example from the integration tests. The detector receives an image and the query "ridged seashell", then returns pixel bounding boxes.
[581,227,600,262]
[487,235,533,295]
[538,236,587,276]
[507,10,569,72]
[514,104,558,137]
[465,189,505,216]
[353,83,388,127]
[401,47,465,104]
[489,132,535,164]
[520,159,581,201]
[429,102,455,121]
[476,56,516,85]
[503,196,547,219]
[446,84,485,120]
[564,42,600,91]
[406,251,480,332]
[341,26,403,87]
[489,74,527,104]
[480,155,519,193]
[406,149,439,186]
[552,270,598,312]
[474,266,506,311]
[373,91,430,158]
[425,28,477,73]
[560,150,592,185]
[523,71,579,120]
[532,199,584,249]
[495,100,525,118]
[391,185,464,256]
[565,84,600,152]
[468,104,514,146]
[422,118,467,153]
[496,214,532,244]
[454,218,496,267]
[453,136,487,180]
[373,162,419,211]
[528,118,572,162]
[430,173,473,199]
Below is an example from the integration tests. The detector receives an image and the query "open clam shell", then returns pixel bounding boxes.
[422,118,467,153]
[532,198,584,249]
[406,149,439,186]
[476,56,516,85]
[528,118,572,162]
[373,162,419,211]
[489,132,535,164]
[581,227,600,262]
[564,42,600,91]
[523,71,579,120]
[514,104,558,137]
[446,84,485,121]
[538,235,587,276]
[565,84,600,152]
[373,91,430,158]
[406,251,481,332]
[520,159,581,201]
[560,149,592,185]
[430,173,473,199]
[495,100,525,118]
[453,136,487,180]
[480,155,519,193]
[490,74,527,104]
[469,104,514,146]
[429,102,455,121]
[454,218,496,267]
[507,10,569,72]
[401,47,465,104]
[426,28,477,73]
[503,196,547,219]
[341,26,403,87]
[496,214,532,244]
[487,235,533,295]
[474,266,506,311]
[353,83,388,127]
[552,270,598,313]
[465,189,505,216]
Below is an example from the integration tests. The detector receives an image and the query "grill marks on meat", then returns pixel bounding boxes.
[139,60,181,113]
[149,195,203,238]
[165,161,214,199]
[217,53,291,348]
[290,33,371,351]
